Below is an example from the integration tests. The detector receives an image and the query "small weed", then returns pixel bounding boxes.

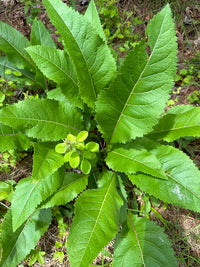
[0,150,27,174]
[96,0,142,58]
[51,207,69,263]
[20,0,42,24]
[0,179,16,202]
[175,64,199,87]
[25,247,46,266]
[0,76,16,106]
[173,53,200,105]
[187,90,200,105]
[167,87,181,106]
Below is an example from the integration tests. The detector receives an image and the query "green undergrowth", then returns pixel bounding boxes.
[129,0,200,53]
[95,0,143,59]
[20,0,42,24]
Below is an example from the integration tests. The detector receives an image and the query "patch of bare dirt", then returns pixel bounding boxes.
[151,205,200,266]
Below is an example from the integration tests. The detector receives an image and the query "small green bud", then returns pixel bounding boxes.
[74,142,85,150]
[179,68,188,76]
[13,71,22,77]
[10,83,16,89]
[67,133,76,142]
[55,241,62,248]
[8,81,14,87]
[55,143,66,154]
[76,130,88,142]
[5,69,12,74]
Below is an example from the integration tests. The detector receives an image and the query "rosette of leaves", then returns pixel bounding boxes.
[0,1,200,266]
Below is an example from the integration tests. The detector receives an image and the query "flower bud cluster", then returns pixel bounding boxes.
[55,131,99,174]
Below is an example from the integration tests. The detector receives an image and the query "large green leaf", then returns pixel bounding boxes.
[129,143,200,212]
[0,124,30,152]
[68,172,123,267]
[148,105,200,141]
[11,169,63,231]
[32,142,64,181]
[0,57,36,85]
[43,0,116,108]
[30,18,56,48]
[0,22,34,70]
[26,46,83,108]
[96,4,177,143]
[106,143,167,179]
[84,0,106,42]
[0,208,52,267]
[0,99,83,141]
[42,172,88,208]
[113,213,176,266]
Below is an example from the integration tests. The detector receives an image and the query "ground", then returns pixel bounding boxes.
[0,0,200,266]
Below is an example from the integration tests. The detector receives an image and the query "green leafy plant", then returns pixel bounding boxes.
[20,0,42,24]
[0,0,200,266]
[51,207,69,263]
[187,89,200,104]
[96,0,142,57]
[0,76,17,107]
[174,60,200,105]
[25,247,45,266]
[0,149,27,174]
[175,61,200,87]
[0,180,16,201]
[167,87,181,106]
[53,240,65,264]
[175,67,193,86]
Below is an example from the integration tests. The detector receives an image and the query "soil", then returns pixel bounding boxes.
[0,0,200,266]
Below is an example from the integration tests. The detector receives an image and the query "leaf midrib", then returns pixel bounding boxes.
[79,174,115,263]
[33,147,52,179]
[58,175,87,192]
[0,127,24,136]
[0,116,81,132]
[0,132,23,136]
[152,123,200,135]
[128,212,146,267]
[14,181,39,229]
[110,150,162,174]
[37,21,43,44]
